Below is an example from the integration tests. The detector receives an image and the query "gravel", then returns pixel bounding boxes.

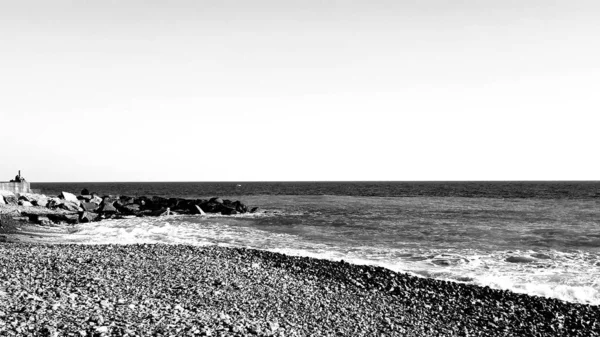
[0,243,598,336]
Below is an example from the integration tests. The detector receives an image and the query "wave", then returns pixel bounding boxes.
[58,216,600,305]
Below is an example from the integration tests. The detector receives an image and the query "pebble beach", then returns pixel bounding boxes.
[1,242,599,336]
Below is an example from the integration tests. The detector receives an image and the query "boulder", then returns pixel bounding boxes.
[120,196,135,205]
[46,197,65,209]
[167,198,180,208]
[79,211,96,223]
[48,213,79,224]
[18,200,34,207]
[122,204,141,214]
[221,207,238,215]
[28,215,52,226]
[82,202,99,212]
[99,200,118,213]
[3,195,18,205]
[19,193,48,207]
[250,207,260,213]
[81,188,90,195]
[32,198,48,207]
[232,201,248,213]
[151,196,168,210]
[209,197,223,204]
[78,195,92,202]
[200,202,224,213]
[59,201,83,212]
[60,191,79,204]
[90,195,103,204]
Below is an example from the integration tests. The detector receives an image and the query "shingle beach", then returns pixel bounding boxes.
[1,242,599,336]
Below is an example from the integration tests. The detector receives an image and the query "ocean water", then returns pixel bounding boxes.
[33,182,600,305]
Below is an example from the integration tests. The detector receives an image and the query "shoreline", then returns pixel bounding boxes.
[1,243,598,336]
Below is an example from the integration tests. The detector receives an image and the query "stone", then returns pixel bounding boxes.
[19,193,49,207]
[221,207,238,215]
[33,215,52,226]
[18,200,33,207]
[99,201,118,213]
[78,195,92,202]
[250,207,259,213]
[210,197,224,204]
[79,212,96,223]
[60,191,80,204]
[91,195,103,204]
[2,195,18,205]
[82,202,99,212]
[232,201,248,213]
[0,196,4,205]
[32,198,48,207]
[59,201,83,212]
[48,213,79,224]
[81,188,90,195]
[122,204,141,214]
[191,205,206,215]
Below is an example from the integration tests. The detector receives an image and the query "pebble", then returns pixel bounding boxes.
[0,243,598,336]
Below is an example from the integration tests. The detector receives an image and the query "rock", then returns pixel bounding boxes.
[59,201,82,212]
[46,197,63,208]
[99,201,118,213]
[0,196,5,205]
[1,192,18,205]
[18,200,33,207]
[27,215,52,226]
[48,214,79,224]
[0,235,6,242]
[191,205,206,215]
[210,197,224,204]
[250,207,259,213]
[90,195,103,204]
[232,200,248,213]
[122,204,141,214]
[95,326,108,333]
[221,207,238,215]
[82,202,99,212]
[60,191,79,204]
[201,202,224,213]
[78,195,92,202]
[81,188,90,195]
[79,212,96,223]
[18,193,48,207]
[32,198,48,207]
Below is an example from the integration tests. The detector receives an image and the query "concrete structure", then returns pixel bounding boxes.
[1,171,32,194]
[0,182,32,194]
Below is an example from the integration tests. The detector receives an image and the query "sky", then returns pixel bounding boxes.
[1,0,599,182]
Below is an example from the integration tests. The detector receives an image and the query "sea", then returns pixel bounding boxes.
[31,181,600,305]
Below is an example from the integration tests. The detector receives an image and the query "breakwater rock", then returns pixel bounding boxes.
[0,244,598,336]
[0,189,256,226]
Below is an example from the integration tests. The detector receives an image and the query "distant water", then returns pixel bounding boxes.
[32,181,600,305]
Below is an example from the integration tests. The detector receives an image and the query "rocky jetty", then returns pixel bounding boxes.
[0,189,256,226]
[0,244,598,336]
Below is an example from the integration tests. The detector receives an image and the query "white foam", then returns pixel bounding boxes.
[58,216,600,305]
